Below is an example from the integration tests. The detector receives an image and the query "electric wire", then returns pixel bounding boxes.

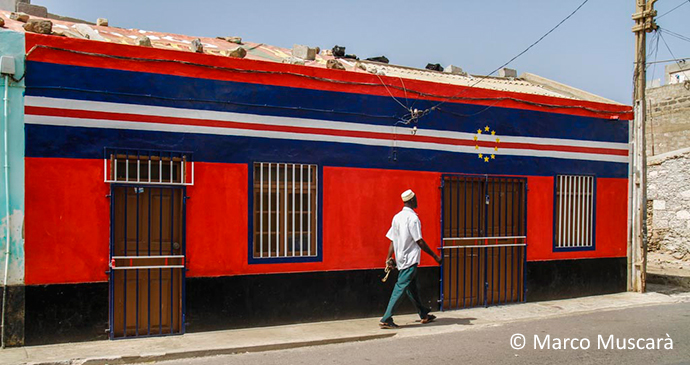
[646,57,690,65]
[657,0,690,19]
[658,32,690,81]
[417,0,592,119]
[660,28,690,44]
[648,30,660,155]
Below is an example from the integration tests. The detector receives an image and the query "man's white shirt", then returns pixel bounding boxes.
[386,207,422,270]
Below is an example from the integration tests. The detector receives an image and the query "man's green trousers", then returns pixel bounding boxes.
[381,264,431,324]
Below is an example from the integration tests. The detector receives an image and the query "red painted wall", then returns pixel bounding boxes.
[320,167,442,270]
[188,165,442,277]
[24,158,627,285]
[185,162,248,277]
[25,158,110,284]
[526,176,628,261]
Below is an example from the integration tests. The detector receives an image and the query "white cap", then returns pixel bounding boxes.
[401,189,415,202]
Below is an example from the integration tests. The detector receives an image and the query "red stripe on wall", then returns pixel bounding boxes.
[24,34,633,120]
[25,106,629,157]
[23,158,626,285]
[24,159,445,284]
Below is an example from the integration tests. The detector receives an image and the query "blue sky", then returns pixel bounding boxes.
[35,0,690,104]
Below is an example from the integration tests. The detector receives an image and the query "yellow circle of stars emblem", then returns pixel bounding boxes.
[473,125,500,162]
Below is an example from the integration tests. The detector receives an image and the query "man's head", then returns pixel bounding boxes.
[401,189,418,209]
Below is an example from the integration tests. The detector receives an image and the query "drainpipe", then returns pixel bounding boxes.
[1,68,12,348]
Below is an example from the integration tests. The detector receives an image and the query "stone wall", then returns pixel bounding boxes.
[646,82,690,156]
[647,149,690,260]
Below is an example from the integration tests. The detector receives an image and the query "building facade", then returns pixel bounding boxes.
[0,16,632,346]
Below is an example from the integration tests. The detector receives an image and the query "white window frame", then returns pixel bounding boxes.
[104,148,194,186]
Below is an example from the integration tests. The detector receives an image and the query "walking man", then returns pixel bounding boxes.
[380,189,442,329]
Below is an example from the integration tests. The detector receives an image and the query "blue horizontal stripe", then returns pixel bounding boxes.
[25,124,628,178]
[25,61,628,143]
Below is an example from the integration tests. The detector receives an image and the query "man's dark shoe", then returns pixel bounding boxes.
[379,321,400,329]
[421,314,436,324]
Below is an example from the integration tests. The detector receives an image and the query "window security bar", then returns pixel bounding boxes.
[555,175,594,248]
[440,243,527,250]
[111,255,185,260]
[111,266,185,270]
[443,236,526,241]
[110,255,185,270]
[254,162,318,259]
[104,148,194,185]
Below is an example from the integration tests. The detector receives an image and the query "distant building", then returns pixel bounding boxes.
[0,7,631,347]
[666,61,690,85]
[646,62,690,264]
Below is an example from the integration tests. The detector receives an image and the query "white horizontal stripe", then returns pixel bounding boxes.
[25,114,630,163]
[26,96,629,151]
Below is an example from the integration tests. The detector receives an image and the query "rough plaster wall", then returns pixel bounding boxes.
[0,29,26,286]
[646,82,690,156]
[647,151,690,260]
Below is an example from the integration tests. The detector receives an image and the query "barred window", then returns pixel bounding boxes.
[555,175,595,249]
[105,148,193,185]
[253,163,318,258]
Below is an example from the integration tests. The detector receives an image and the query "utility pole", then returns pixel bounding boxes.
[630,0,657,293]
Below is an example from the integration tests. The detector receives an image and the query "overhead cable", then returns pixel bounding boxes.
[657,0,690,19]
[414,0,592,120]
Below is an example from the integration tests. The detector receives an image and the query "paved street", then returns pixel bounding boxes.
[149,302,690,365]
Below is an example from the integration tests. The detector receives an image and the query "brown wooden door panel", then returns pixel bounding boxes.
[441,176,526,310]
[111,186,184,338]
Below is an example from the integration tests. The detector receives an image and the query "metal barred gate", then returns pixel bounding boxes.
[108,185,186,338]
[440,175,527,310]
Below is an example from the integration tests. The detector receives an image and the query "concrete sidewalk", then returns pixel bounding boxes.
[3,289,690,365]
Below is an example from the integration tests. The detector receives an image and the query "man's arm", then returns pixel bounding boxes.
[386,241,395,268]
[416,238,442,264]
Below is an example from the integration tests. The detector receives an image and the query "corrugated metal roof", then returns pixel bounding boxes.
[0,10,619,103]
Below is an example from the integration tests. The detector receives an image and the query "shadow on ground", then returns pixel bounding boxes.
[647,282,690,295]
[401,317,476,328]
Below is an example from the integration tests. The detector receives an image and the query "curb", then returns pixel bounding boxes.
[27,333,396,365]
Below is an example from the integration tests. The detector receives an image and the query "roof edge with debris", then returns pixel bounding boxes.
[520,72,623,105]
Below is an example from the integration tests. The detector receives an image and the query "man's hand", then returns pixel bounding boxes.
[386,257,396,270]
[434,253,442,264]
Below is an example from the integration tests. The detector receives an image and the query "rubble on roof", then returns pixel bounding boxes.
[327,59,345,70]
[365,56,388,64]
[23,19,51,34]
[226,47,246,59]
[137,36,152,47]
[425,63,443,72]
[191,38,204,53]
[10,12,28,22]
[0,9,619,103]
[217,36,242,44]
[292,44,316,61]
